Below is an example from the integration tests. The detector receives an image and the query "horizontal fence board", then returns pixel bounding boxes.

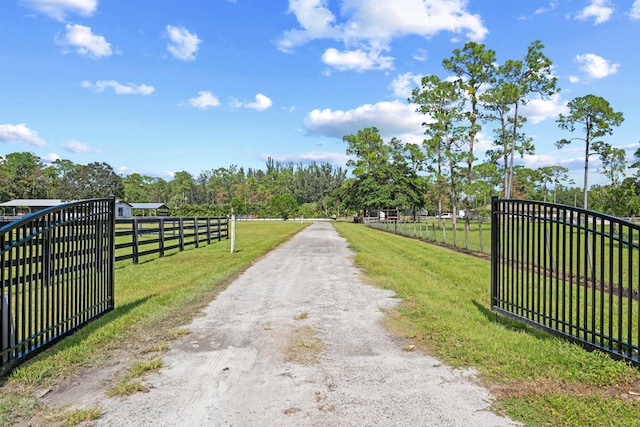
[114,216,228,264]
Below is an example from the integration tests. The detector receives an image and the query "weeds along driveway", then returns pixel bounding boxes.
[93,221,519,426]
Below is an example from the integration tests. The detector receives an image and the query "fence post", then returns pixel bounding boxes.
[132,217,139,264]
[194,217,199,248]
[159,217,165,257]
[179,218,185,251]
[490,196,499,309]
[230,209,236,253]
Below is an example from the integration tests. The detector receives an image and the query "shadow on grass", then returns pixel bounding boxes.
[472,299,555,342]
[0,295,154,380]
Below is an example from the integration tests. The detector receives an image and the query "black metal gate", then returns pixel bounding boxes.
[491,198,639,366]
[1,198,115,373]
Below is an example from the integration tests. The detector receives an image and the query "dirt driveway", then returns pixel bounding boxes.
[89,222,519,426]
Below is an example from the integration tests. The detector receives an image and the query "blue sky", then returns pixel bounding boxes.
[1,0,639,185]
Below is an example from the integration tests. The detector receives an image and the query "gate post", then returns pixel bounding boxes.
[490,196,499,309]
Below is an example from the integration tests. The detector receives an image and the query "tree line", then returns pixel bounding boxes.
[0,153,347,219]
[2,39,638,220]
[338,40,637,225]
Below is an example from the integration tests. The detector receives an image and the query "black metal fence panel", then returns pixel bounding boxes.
[1,198,115,373]
[491,198,639,366]
[114,216,228,263]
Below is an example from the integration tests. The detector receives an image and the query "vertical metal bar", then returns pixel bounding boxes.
[561,207,567,333]
[509,201,515,313]
[74,205,81,329]
[617,222,624,354]
[628,226,635,359]
[600,216,607,348]
[591,213,597,344]
[549,207,560,330]
[26,220,34,353]
[569,209,575,336]
[82,205,88,324]
[514,203,520,315]
[523,203,530,319]
[583,213,589,341]
[108,197,115,310]
[535,203,541,324]
[490,197,498,309]
[542,204,549,327]
[636,228,640,362]
[0,232,7,364]
[19,224,27,356]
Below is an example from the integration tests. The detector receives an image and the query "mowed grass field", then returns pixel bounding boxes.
[333,222,640,427]
[1,220,639,426]
[0,220,308,425]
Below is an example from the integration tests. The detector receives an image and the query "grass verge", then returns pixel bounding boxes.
[0,220,308,425]
[333,222,640,427]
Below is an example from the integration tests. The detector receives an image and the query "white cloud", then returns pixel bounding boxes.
[42,152,61,163]
[575,53,619,79]
[412,48,428,62]
[304,100,423,139]
[534,1,558,16]
[0,123,46,146]
[276,0,341,52]
[521,152,583,170]
[166,25,201,61]
[629,0,640,20]
[186,91,220,109]
[57,24,112,58]
[576,0,614,24]
[389,72,423,99]
[236,94,273,111]
[321,46,393,71]
[81,80,155,95]
[277,0,488,72]
[521,93,568,124]
[20,0,97,21]
[339,0,487,41]
[64,140,100,153]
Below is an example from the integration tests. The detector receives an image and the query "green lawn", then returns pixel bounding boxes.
[1,220,638,426]
[0,220,308,425]
[334,222,640,427]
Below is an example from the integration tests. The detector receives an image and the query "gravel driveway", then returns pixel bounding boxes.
[94,221,519,426]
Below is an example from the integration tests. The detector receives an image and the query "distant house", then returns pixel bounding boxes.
[115,201,133,217]
[129,203,170,217]
[0,199,134,219]
[0,199,67,218]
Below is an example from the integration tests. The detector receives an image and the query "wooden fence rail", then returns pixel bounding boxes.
[115,216,228,264]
